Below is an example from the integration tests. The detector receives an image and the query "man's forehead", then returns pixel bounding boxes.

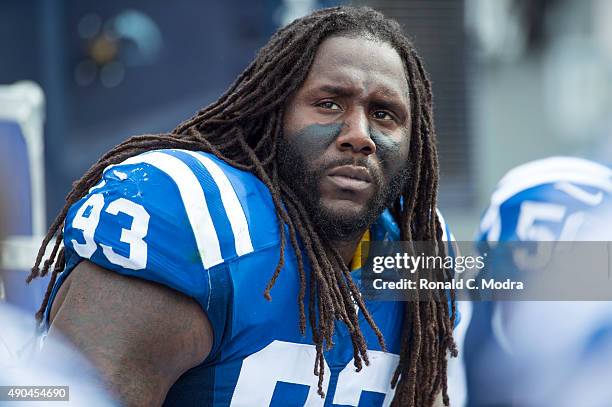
[305,36,410,100]
[304,78,408,102]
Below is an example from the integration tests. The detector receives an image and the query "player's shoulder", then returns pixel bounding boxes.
[478,157,611,241]
[102,148,275,213]
[492,156,611,207]
[96,148,279,253]
[61,149,280,294]
[50,149,285,357]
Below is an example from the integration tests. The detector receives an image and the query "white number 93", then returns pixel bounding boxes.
[70,193,150,270]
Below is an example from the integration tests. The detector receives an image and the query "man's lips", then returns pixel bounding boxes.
[326,165,373,191]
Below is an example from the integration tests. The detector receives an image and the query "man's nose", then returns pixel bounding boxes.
[335,110,376,156]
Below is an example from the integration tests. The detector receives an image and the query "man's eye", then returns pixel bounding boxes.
[317,101,342,110]
[372,111,394,120]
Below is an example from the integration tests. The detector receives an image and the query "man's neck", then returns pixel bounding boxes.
[330,236,362,267]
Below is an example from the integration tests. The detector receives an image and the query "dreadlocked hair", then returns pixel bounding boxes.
[30,6,457,406]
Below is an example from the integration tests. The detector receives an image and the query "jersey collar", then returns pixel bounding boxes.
[350,209,400,272]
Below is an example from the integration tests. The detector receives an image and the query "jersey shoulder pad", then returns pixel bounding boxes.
[62,149,279,300]
[372,208,455,244]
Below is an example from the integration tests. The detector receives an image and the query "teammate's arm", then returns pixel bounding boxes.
[49,260,212,407]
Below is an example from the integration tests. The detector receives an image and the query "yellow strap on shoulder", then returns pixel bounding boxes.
[350,229,370,271]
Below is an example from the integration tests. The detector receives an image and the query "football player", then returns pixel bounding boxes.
[465,156,612,405]
[30,7,459,406]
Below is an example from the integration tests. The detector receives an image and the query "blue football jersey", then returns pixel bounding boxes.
[465,157,612,406]
[45,148,457,406]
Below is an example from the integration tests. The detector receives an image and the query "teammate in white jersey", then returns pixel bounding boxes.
[465,157,612,406]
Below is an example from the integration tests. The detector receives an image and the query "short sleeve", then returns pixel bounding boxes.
[46,149,264,357]
[62,154,211,298]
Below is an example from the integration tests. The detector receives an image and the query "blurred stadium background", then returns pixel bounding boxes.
[2,0,611,244]
[1,0,611,404]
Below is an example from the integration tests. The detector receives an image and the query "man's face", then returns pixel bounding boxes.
[279,35,412,241]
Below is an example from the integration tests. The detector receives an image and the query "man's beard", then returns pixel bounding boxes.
[276,138,409,242]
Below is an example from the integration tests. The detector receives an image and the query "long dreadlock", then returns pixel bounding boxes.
[29,6,457,406]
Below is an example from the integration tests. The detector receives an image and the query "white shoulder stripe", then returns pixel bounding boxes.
[492,172,612,206]
[436,209,458,257]
[118,151,223,269]
[436,208,455,242]
[180,150,254,257]
[499,157,611,187]
[88,179,106,193]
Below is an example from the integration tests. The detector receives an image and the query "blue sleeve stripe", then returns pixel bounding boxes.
[113,151,224,269]
[179,150,254,257]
